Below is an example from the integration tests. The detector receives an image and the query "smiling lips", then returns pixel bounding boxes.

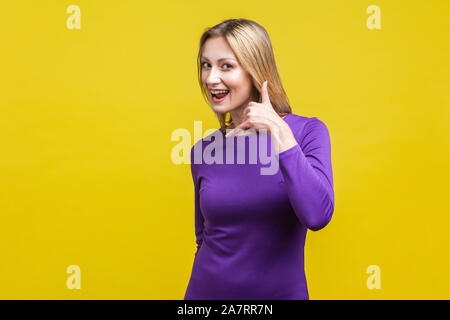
[210,89,230,102]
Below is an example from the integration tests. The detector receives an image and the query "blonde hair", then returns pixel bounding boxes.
[197,18,292,134]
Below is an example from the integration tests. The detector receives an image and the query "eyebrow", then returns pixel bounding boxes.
[201,57,236,62]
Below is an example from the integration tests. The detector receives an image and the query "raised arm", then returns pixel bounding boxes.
[278,117,335,231]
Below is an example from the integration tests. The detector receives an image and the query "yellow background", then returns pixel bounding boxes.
[1,0,449,299]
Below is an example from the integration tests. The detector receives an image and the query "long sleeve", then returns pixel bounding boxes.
[190,146,205,256]
[278,117,335,231]
[184,116,322,300]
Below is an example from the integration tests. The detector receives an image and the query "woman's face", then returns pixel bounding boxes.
[200,36,255,114]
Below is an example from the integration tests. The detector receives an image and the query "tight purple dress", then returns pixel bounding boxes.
[184,113,335,300]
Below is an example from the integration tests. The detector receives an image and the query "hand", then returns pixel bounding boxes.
[225,80,299,154]
[225,80,285,138]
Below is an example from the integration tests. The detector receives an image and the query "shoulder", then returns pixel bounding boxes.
[190,129,223,163]
[284,113,331,144]
[190,129,222,152]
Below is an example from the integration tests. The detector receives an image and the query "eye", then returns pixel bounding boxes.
[200,62,233,69]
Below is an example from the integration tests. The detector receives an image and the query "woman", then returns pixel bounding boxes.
[184,18,335,300]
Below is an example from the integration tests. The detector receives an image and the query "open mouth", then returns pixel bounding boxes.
[211,90,229,103]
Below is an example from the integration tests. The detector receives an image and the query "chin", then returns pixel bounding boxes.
[211,105,233,114]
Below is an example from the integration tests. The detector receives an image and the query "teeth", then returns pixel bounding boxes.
[211,90,229,94]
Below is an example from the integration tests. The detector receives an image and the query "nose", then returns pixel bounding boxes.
[205,66,222,86]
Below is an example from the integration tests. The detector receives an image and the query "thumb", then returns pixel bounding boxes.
[260,80,270,105]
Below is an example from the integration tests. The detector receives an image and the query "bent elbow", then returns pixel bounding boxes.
[304,201,334,232]
[306,216,331,231]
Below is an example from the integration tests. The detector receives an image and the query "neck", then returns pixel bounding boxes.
[228,106,246,129]
[227,90,259,129]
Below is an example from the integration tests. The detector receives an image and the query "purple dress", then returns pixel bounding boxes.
[184,113,335,300]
